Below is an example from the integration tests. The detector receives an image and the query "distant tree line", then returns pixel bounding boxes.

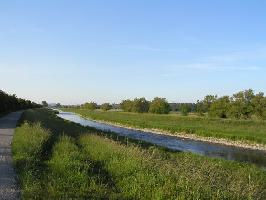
[121,97,170,114]
[196,89,266,120]
[170,103,197,114]
[0,90,41,113]
[76,89,266,119]
[79,97,171,114]
[79,102,113,111]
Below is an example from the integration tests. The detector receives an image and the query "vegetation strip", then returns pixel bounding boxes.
[62,109,266,150]
[12,109,266,199]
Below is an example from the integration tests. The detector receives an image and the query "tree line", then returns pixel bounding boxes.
[0,90,41,113]
[74,89,266,120]
[79,97,171,114]
[197,89,266,120]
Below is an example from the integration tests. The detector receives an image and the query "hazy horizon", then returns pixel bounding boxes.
[1,0,266,104]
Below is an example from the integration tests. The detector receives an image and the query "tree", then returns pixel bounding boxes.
[42,101,48,107]
[149,97,170,114]
[132,98,150,113]
[228,89,254,119]
[55,103,61,108]
[209,96,230,118]
[0,90,40,113]
[196,95,217,116]
[196,100,205,116]
[101,103,112,111]
[83,102,97,110]
[251,92,266,120]
[120,99,134,112]
[171,103,196,112]
[202,95,217,112]
[180,104,191,116]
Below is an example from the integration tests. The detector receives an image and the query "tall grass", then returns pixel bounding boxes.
[80,134,266,200]
[46,135,116,199]
[13,110,118,199]
[12,108,266,199]
[64,108,266,145]
[12,122,50,198]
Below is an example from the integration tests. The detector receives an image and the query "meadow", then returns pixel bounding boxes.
[63,108,266,145]
[12,108,266,199]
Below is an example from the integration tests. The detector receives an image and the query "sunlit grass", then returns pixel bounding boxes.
[64,108,266,145]
[12,108,266,199]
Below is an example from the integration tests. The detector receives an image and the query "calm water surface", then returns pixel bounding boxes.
[57,110,266,168]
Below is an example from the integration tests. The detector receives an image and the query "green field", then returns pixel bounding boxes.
[12,108,266,199]
[62,108,266,145]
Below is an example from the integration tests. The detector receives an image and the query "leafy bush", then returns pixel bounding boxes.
[209,96,230,118]
[149,97,170,114]
[120,98,150,113]
[100,103,112,111]
[82,102,97,110]
[12,122,50,198]
[180,104,191,116]
[0,90,40,113]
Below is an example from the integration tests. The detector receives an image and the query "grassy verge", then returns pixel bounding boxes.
[13,109,116,199]
[81,135,266,199]
[12,108,266,199]
[63,108,266,145]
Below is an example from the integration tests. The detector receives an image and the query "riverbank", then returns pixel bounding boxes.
[12,108,266,199]
[62,108,266,151]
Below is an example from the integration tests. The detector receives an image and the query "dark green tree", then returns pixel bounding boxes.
[209,96,230,118]
[180,104,191,116]
[120,99,134,112]
[132,98,150,113]
[0,90,40,113]
[229,89,254,119]
[149,97,170,114]
[83,102,97,110]
[42,101,48,107]
[101,103,112,111]
[251,92,266,120]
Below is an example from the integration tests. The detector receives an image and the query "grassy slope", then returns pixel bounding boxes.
[12,109,266,199]
[63,108,266,145]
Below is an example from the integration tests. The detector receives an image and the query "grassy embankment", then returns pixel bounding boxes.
[12,108,266,199]
[63,108,266,145]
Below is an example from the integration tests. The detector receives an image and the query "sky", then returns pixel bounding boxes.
[1,0,266,104]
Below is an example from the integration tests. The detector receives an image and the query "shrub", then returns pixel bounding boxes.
[209,96,230,118]
[120,99,134,112]
[180,104,191,116]
[132,97,150,113]
[149,97,170,114]
[101,103,112,111]
[82,102,97,110]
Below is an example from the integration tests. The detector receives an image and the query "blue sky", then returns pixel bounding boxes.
[1,0,266,104]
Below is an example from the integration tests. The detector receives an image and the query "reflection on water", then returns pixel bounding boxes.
[57,111,266,168]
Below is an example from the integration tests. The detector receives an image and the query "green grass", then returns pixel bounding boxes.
[81,135,266,199]
[12,108,266,199]
[63,108,266,145]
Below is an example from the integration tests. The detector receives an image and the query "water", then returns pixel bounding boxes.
[57,110,266,167]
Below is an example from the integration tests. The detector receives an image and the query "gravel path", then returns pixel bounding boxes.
[0,111,23,200]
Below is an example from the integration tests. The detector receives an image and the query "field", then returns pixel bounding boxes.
[62,108,266,145]
[12,108,266,199]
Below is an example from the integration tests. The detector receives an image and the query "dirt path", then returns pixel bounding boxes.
[0,111,23,200]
